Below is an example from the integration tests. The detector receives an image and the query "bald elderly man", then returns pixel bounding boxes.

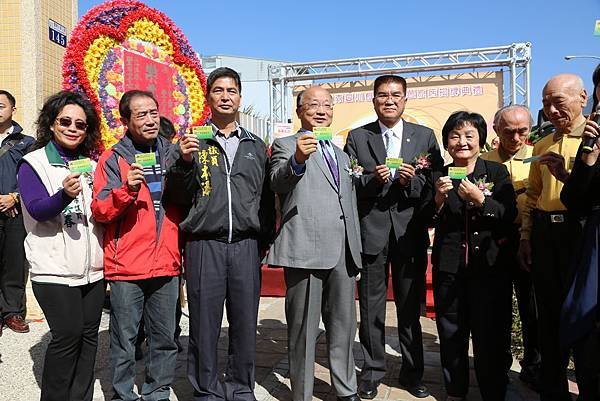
[482,105,540,389]
[267,86,362,401]
[518,74,588,401]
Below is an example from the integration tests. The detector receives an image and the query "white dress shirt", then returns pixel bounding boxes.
[379,119,404,177]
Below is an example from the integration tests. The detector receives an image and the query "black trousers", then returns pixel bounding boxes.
[0,214,27,318]
[358,231,425,383]
[433,268,512,401]
[32,280,105,401]
[572,328,600,401]
[531,212,583,401]
[186,238,261,401]
[499,232,540,369]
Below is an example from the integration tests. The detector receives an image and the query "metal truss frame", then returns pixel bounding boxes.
[268,42,531,137]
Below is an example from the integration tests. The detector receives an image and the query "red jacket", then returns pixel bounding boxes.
[91,134,183,281]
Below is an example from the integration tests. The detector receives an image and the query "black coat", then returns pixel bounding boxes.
[166,127,275,249]
[0,122,34,195]
[344,120,443,255]
[561,145,600,213]
[427,158,517,274]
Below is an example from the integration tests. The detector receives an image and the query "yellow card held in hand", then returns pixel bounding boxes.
[193,125,213,139]
[448,166,467,180]
[135,152,157,167]
[68,158,92,173]
[385,157,403,169]
[313,127,333,141]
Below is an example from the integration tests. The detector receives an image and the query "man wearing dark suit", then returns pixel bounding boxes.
[267,86,362,401]
[344,75,443,399]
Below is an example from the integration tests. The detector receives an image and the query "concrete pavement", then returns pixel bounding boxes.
[0,297,541,401]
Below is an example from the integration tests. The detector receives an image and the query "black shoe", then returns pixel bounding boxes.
[358,380,379,399]
[519,364,541,392]
[337,394,360,401]
[399,379,430,398]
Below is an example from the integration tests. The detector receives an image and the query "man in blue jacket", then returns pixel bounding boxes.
[0,90,34,335]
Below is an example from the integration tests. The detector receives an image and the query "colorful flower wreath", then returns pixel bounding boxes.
[62,0,210,149]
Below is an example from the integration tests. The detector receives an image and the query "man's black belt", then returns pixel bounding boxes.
[531,209,577,223]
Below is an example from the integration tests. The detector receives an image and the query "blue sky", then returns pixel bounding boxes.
[79,0,599,113]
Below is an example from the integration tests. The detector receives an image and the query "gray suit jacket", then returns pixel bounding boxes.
[266,132,362,270]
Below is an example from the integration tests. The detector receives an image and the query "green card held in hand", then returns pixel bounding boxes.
[385,157,403,169]
[68,158,92,173]
[313,127,333,141]
[135,152,157,167]
[522,155,540,164]
[448,166,467,180]
[193,125,213,139]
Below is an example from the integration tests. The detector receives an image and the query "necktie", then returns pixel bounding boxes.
[384,130,397,177]
[320,140,339,187]
[384,131,391,152]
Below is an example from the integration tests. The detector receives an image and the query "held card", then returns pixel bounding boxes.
[448,166,467,180]
[68,158,92,173]
[193,125,213,139]
[313,127,333,141]
[385,157,403,169]
[135,152,157,167]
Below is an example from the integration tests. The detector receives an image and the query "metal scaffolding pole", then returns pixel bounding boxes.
[268,42,531,141]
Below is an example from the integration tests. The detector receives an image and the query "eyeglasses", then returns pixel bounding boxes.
[302,102,333,111]
[56,117,88,131]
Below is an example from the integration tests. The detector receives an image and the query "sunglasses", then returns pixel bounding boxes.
[56,117,88,131]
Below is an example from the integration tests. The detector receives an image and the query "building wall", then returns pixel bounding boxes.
[0,0,76,134]
[0,0,24,122]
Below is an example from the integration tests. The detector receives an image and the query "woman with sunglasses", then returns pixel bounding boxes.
[17,91,104,401]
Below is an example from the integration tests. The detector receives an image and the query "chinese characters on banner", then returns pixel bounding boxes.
[123,49,178,124]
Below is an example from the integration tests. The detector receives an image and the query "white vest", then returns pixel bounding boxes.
[21,144,104,286]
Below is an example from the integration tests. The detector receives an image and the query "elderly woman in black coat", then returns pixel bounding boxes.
[427,111,517,401]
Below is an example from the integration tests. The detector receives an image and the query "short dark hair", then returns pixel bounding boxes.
[592,63,600,110]
[296,90,305,108]
[33,91,102,158]
[119,90,158,120]
[207,67,242,93]
[373,75,407,95]
[159,116,176,140]
[0,90,16,107]
[441,111,487,149]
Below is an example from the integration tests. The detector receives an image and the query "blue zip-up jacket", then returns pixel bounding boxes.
[1,121,34,195]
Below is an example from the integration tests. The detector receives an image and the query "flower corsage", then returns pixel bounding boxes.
[345,157,364,178]
[474,176,494,196]
[412,152,431,171]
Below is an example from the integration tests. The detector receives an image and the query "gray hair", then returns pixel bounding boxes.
[493,104,533,128]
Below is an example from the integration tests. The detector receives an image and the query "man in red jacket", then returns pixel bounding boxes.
[92,90,184,401]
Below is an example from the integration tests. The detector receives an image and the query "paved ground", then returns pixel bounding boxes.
[0,295,544,401]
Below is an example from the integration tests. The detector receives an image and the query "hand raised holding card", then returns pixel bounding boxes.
[434,176,453,209]
[295,133,318,164]
[63,172,82,198]
[457,179,485,206]
[373,164,391,184]
[127,163,145,192]
[180,133,200,162]
[396,163,416,186]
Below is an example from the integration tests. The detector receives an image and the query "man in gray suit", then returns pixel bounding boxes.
[345,75,443,399]
[267,86,362,401]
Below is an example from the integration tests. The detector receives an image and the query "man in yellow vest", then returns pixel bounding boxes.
[481,105,540,390]
[518,74,588,401]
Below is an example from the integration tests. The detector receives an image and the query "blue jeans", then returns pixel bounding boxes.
[109,276,179,401]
